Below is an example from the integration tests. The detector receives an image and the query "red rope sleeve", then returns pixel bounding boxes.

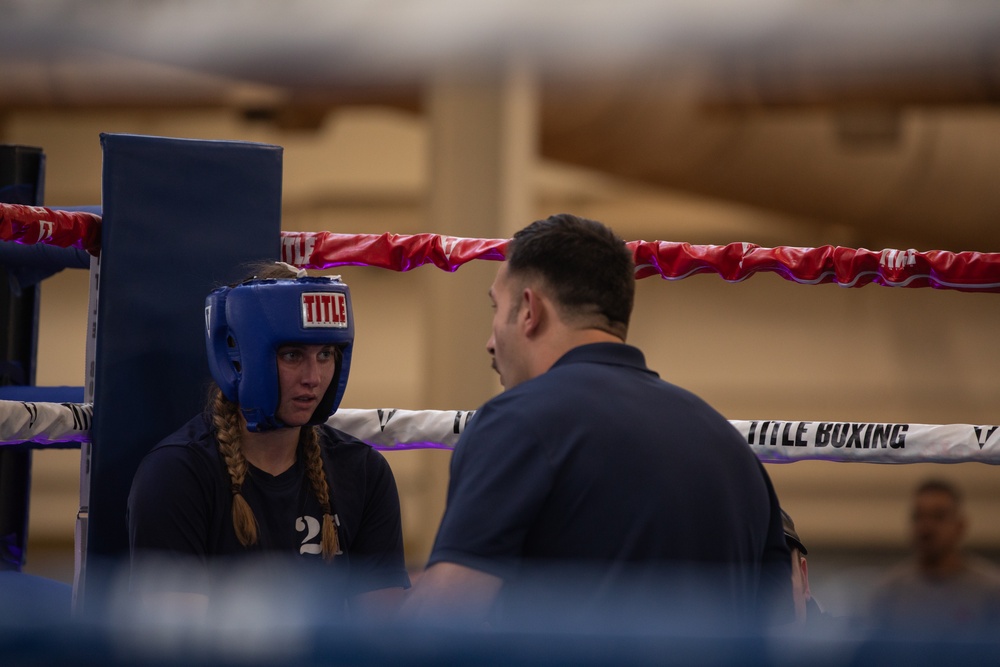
[280,231,507,272]
[0,203,101,256]
[283,231,1000,293]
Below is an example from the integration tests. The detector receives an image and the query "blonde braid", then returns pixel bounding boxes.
[302,425,340,561]
[212,388,259,548]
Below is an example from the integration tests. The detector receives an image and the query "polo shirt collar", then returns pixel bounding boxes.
[551,342,653,374]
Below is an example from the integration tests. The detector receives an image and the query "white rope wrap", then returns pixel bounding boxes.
[0,400,93,446]
[733,420,1000,465]
[2,400,998,464]
[328,408,475,450]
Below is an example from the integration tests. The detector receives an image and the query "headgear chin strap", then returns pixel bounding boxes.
[205,276,354,432]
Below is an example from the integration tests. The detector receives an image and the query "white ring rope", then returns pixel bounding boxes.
[2,400,998,464]
[0,400,93,446]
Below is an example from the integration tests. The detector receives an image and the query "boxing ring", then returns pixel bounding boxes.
[5,201,1000,464]
[2,134,1000,619]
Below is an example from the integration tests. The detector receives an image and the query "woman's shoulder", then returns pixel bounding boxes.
[142,413,220,467]
[130,414,224,500]
[316,424,392,472]
[316,423,369,449]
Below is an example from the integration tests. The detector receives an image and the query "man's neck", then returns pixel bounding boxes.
[534,329,624,379]
[920,551,964,578]
[559,329,626,360]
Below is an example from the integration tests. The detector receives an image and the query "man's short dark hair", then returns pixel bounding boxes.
[781,508,807,556]
[506,213,634,335]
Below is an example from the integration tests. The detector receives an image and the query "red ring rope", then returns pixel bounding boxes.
[281,231,1000,293]
[4,203,1000,293]
[0,203,101,255]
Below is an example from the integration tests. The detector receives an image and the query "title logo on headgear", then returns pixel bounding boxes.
[301,292,348,328]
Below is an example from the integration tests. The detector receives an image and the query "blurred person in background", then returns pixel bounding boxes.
[869,478,1000,636]
[781,507,831,629]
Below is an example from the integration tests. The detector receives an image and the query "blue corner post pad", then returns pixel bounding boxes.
[85,133,283,598]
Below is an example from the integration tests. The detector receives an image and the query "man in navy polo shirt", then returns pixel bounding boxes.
[403,214,792,630]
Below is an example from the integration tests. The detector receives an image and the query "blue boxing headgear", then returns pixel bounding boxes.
[205,275,354,432]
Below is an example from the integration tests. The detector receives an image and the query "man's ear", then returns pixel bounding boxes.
[520,286,546,337]
[799,555,811,600]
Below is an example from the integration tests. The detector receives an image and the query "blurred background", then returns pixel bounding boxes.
[2,0,1000,619]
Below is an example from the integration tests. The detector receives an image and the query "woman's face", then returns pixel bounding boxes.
[274,343,337,426]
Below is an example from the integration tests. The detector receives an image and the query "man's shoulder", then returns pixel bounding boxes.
[509,346,650,398]
[474,379,560,427]
[964,555,1000,585]
[473,344,720,433]
[538,345,721,416]
[550,343,651,374]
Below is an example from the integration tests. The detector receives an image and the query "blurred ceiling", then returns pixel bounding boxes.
[2,1,1000,251]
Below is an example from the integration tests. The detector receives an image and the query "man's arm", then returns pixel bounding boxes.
[350,586,407,622]
[397,562,503,625]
